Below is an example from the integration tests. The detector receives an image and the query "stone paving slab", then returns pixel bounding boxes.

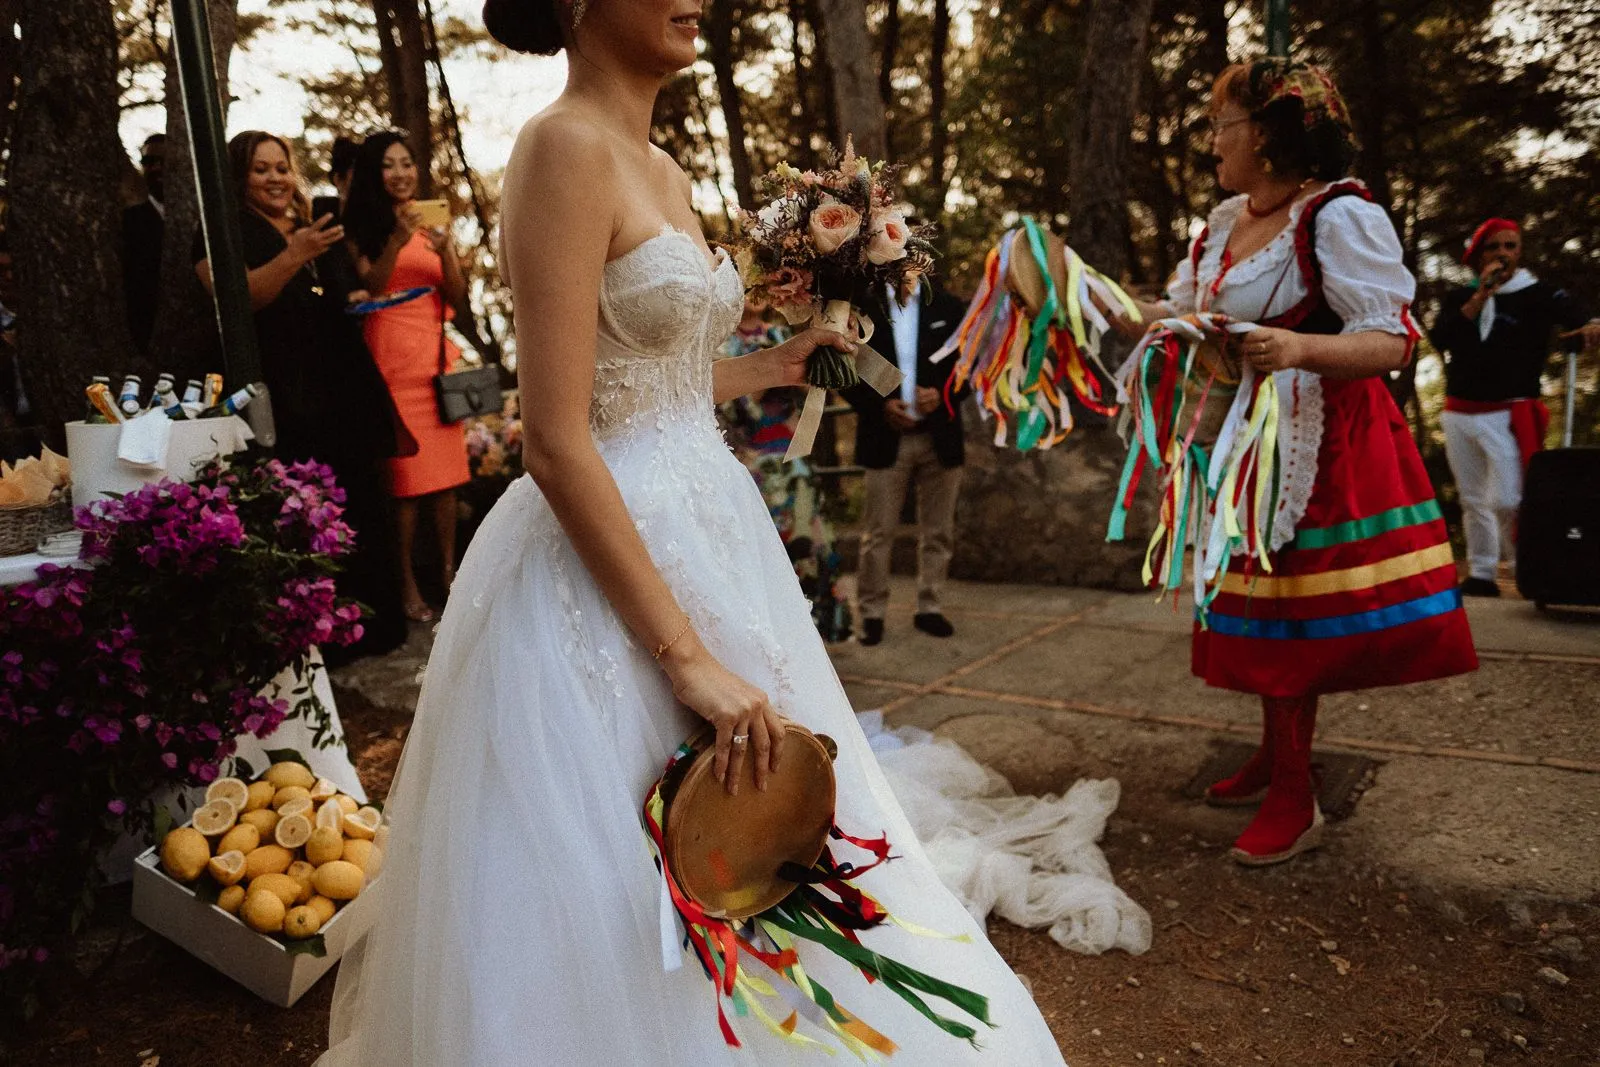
[1461,597,1600,658]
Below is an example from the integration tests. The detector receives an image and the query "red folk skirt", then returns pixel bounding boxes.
[1192,376,1478,696]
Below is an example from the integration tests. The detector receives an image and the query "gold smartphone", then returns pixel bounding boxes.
[413,199,451,228]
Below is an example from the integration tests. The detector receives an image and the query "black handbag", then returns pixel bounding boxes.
[432,327,501,424]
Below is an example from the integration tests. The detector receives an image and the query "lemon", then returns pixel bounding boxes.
[315,798,345,833]
[244,780,277,812]
[309,777,339,803]
[273,786,312,811]
[342,807,381,842]
[305,894,337,926]
[205,776,249,812]
[242,843,293,879]
[306,826,344,866]
[312,860,365,901]
[191,799,238,837]
[248,872,302,908]
[207,849,247,886]
[340,838,375,873]
[241,889,286,934]
[285,860,316,904]
[264,761,315,790]
[274,813,313,850]
[217,885,246,915]
[333,794,359,816]
[216,823,260,857]
[283,905,323,939]
[158,827,210,882]
[239,808,280,836]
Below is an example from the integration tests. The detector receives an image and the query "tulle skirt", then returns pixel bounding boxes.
[319,420,1068,1065]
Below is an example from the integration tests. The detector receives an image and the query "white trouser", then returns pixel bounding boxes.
[1441,408,1523,581]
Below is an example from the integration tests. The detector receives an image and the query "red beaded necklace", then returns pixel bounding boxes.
[1245,179,1313,218]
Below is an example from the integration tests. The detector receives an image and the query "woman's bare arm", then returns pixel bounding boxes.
[502,114,784,791]
[1241,326,1409,379]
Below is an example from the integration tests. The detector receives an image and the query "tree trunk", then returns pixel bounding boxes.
[811,0,887,159]
[11,0,135,449]
[705,0,755,209]
[878,0,899,156]
[1350,0,1393,210]
[0,0,21,164]
[923,0,951,217]
[1066,0,1156,275]
[148,0,238,386]
[1196,0,1229,82]
[372,0,433,194]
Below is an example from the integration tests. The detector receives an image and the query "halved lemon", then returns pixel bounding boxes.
[192,799,238,837]
[274,813,313,850]
[277,796,313,821]
[342,807,382,842]
[207,849,247,886]
[334,794,359,816]
[309,777,339,803]
[315,798,345,833]
[273,786,312,811]
[205,777,249,812]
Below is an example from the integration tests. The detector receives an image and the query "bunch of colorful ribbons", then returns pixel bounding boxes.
[642,741,991,1059]
[931,218,1138,450]
[1106,314,1282,617]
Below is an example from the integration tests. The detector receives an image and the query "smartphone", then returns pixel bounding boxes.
[413,199,451,228]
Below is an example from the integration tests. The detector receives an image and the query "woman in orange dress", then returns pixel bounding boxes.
[344,131,471,622]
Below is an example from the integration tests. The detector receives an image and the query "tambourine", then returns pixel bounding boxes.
[658,722,838,920]
[1005,226,1068,318]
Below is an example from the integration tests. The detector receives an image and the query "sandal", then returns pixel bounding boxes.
[403,600,437,624]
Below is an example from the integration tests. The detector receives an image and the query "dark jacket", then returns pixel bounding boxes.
[842,284,969,469]
[122,199,165,352]
[1428,279,1587,402]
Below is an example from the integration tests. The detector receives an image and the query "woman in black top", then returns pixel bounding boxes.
[194,130,411,659]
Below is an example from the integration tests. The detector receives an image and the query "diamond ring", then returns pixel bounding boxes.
[730,734,749,745]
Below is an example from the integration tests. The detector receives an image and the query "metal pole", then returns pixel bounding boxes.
[1265,0,1291,58]
[169,0,276,446]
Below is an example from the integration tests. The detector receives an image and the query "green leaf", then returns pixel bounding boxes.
[283,934,328,958]
[152,804,174,844]
[229,756,256,781]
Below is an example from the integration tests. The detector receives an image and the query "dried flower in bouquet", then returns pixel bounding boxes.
[733,139,936,458]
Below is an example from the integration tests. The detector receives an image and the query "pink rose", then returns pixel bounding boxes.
[808,199,862,255]
[764,266,815,322]
[866,210,909,265]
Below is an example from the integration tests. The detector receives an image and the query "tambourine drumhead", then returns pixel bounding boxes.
[663,725,837,920]
[1004,228,1069,320]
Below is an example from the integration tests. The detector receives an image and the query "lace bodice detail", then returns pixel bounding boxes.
[591,228,743,439]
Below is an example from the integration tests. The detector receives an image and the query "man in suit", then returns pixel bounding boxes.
[844,272,968,645]
[122,133,166,353]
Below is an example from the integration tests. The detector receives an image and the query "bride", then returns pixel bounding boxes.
[320,0,1070,1062]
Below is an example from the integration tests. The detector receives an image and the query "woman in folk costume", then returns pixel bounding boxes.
[1118,59,1477,866]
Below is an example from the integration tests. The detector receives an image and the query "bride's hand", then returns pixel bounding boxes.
[662,643,786,795]
[767,328,857,388]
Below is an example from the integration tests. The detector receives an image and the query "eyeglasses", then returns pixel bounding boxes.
[1208,116,1249,137]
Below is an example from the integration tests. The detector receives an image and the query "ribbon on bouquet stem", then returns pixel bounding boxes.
[785,299,904,463]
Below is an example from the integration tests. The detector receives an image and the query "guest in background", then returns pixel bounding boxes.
[0,235,37,463]
[717,295,852,642]
[844,269,968,646]
[1427,219,1600,597]
[311,135,360,224]
[194,130,410,660]
[123,132,166,353]
[342,129,470,624]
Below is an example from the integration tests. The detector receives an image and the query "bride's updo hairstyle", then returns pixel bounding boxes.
[483,0,565,55]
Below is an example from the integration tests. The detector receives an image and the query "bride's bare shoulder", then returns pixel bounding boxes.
[506,106,618,188]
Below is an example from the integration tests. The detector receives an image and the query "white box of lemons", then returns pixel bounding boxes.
[147,762,387,954]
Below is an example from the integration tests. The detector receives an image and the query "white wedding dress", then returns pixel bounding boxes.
[320,228,1067,1065]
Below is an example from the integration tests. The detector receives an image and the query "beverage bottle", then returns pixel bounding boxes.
[117,374,144,417]
[148,373,176,412]
[85,375,112,423]
[154,377,188,420]
[86,381,125,424]
[202,373,224,407]
[197,383,258,419]
[180,379,204,417]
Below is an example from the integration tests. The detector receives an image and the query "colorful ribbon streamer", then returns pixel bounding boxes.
[1106,315,1282,621]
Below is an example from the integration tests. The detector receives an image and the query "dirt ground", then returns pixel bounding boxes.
[8,676,1596,1067]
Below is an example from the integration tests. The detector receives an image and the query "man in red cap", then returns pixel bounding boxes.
[1428,219,1600,596]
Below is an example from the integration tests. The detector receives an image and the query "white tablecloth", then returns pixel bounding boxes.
[0,550,50,587]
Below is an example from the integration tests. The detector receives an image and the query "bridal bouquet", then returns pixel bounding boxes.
[734,140,933,459]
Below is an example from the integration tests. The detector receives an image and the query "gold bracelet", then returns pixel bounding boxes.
[652,615,692,661]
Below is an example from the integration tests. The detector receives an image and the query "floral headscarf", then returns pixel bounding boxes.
[1248,59,1357,147]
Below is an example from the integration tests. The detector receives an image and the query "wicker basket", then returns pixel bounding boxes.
[0,497,74,557]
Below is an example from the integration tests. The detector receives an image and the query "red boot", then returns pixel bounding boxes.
[1204,702,1274,807]
[1230,696,1324,866]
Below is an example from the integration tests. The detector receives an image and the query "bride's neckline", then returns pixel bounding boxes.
[606,224,726,275]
